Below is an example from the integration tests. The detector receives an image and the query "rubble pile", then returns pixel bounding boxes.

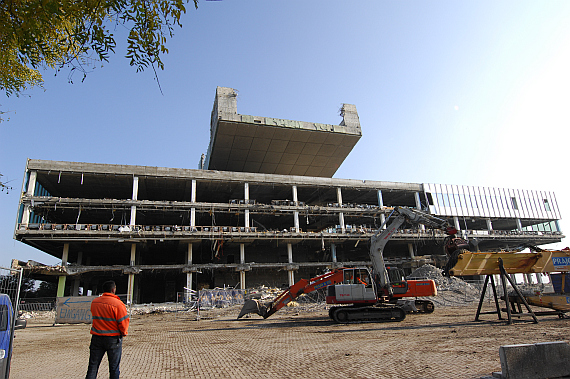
[130,303,188,315]
[408,264,482,306]
[246,286,328,314]
[21,310,55,320]
[245,286,283,301]
[508,282,554,297]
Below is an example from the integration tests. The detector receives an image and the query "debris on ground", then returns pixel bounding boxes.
[20,310,55,320]
[130,303,189,315]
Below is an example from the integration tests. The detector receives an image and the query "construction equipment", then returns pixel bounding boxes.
[238,206,452,323]
[446,247,570,323]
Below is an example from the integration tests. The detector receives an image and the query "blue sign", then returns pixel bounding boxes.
[314,280,332,290]
[552,256,570,270]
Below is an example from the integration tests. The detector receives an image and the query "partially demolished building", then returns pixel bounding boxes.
[13,87,564,303]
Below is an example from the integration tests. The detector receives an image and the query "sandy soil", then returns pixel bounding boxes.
[10,301,569,379]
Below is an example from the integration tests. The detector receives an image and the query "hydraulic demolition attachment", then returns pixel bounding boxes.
[237,269,345,319]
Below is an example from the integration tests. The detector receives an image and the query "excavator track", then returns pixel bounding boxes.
[329,305,406,323]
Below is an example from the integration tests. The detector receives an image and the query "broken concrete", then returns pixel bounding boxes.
[495,341,570,379]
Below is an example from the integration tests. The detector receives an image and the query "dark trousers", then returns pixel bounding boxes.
[85,335,123,379]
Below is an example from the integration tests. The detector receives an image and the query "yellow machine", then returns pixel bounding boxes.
[446,247,570,323]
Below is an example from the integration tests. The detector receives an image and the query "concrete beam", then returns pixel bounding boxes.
[26,159,423,192]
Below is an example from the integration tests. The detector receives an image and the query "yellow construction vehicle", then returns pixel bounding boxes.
[445,246,570,323]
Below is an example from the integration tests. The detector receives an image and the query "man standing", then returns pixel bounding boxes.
[85,280,130,379]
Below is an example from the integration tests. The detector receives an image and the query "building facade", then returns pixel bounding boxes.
[12,88,564,303]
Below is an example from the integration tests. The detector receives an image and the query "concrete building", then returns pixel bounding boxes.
[13,87,564,303]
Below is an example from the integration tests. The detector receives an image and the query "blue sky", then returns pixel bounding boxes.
[1,1,569,267]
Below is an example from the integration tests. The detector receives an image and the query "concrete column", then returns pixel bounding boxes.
[240,244,246,290]
[516,218,523,231]
[414,192,426,230]
[190,180,196,227]
[130,176,139,226]
[415,192,426,231]
[414,192,422,210]
[292,185,300,232]
[72,280,80,296]
[453,217,461,231]
[337,187,345,233]
[26,171,38,196]
[127,243,136,305]
[186,243,193,294]
[27,171,37,196]
[535,273,543,285]
[377,190,386,229]
[244,182,250,228]
[525,274,533,284]
[486,218,493,231]
[56,243,69,297]
[72,251,83,296]
[287,243,295,286]
[61,244,69,265]
[22,170,38,226]
[408,243,415,258]
[132,176,139,200]
[331,243,337,263]
[129,209,136,226]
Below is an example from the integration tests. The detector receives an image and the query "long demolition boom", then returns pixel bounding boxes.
[237,269,345,319]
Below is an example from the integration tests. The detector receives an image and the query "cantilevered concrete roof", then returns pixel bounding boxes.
[203,87,361,177]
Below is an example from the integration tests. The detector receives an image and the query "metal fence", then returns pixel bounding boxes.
[0,268,22,311]
[17,296,56,313]
[197,289,245,308]
[175,288,246,320]
[18,302,54,312]
[177,289,246,308]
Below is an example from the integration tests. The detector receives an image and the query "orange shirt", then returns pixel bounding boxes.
[90,293,130,337]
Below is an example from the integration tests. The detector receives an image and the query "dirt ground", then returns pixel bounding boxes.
[9,302,569,379]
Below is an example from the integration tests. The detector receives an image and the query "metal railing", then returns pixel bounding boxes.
[18,302,54,312]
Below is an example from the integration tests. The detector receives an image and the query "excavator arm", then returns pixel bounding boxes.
[237,269,345,319]
[370,207,450,293]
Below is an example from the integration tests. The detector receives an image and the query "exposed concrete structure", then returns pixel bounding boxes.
[204,87,361,177]
[12,87,564,303]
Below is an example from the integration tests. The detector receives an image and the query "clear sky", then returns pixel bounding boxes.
[1,0,569,267]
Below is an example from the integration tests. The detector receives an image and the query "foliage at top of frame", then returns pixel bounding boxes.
[0,0,199,97]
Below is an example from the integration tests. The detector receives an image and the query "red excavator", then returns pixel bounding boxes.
[238,207,454,323]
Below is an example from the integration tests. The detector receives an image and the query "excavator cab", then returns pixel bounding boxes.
[387,267,409,295]
[326,268,377,304]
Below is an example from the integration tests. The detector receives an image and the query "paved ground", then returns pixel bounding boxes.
[10,303,570,379]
